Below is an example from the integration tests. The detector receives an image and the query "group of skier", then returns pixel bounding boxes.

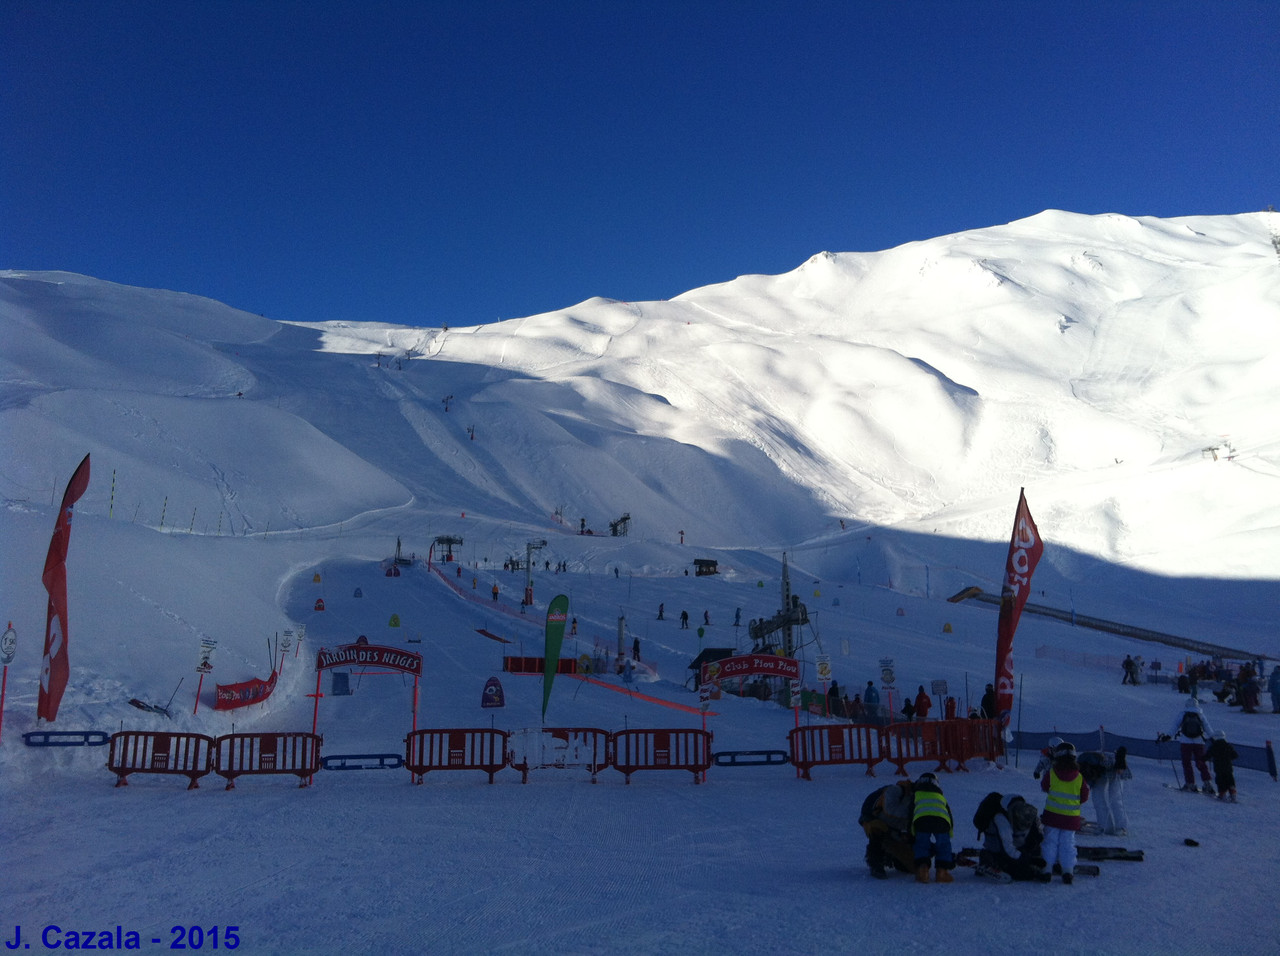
[858,739,1091,885]
[1159,696,1240,800]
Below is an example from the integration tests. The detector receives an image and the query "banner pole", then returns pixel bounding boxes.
[0,664,9,744]
[193,672,204,715]
[310,669,322,735]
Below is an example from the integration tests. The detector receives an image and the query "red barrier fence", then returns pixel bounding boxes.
[502,656,578,675]
[108,731,216,789]
[510,727,611,783]
[789,718,1003,779]
[612,729,712,784]
[213,732,323,789]
[789,723,883,780]
[103,719,998,790]
[405,728,510,784]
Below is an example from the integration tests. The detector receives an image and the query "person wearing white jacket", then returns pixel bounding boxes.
[1166,697,1215,793]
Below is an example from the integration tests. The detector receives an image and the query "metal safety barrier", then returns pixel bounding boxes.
[509,727,611,783]
[404,728,510,784]
[107,731,215,789]
[789,723,883,779]
[611,728,712,784]
[213,732,323,789]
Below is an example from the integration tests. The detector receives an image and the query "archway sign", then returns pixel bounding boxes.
[311,636,423,735]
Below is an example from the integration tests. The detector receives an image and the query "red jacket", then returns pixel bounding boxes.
[914,691,931,718]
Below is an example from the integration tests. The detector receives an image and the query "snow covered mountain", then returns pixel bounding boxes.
[3,211,1279,954]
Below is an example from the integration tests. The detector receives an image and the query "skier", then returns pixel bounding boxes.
[1204,730,1239,802]
[1079,748,1131,835]
[974,793,1047,882]
[1033,737,1064,779]
[657,603,664,621]
[1269,665,1280,714]
[1040,741,1090,884]
[680,610,689,629]
[863,681,881,722]
[1122,655,1137,685]
[858,780,915,880]
[910,772,955,883]
[980,683,997,719]
[914,685,932,720]
[1161,697,1215,792]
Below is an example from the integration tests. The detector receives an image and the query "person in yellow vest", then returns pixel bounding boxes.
[1039,741,1091,884]
[911,771,955,883]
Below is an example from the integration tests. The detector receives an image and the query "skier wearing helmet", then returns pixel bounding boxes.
[1040,741,1090,884]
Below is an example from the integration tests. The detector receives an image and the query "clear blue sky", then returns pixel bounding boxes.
[4,1,1277,327]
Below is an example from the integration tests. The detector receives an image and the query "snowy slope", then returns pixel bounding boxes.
[2,211,1279,954]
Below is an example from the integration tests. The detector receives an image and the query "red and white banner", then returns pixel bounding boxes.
[38,453,91,722]
[701,653,800,685]
[994,489,1043,736]
[214,671,279,710]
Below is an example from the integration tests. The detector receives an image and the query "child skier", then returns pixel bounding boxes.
[1033,736,1064,779]
[1040,741,1090,884]
[911,772,955,883]
[1204,730,1239,802]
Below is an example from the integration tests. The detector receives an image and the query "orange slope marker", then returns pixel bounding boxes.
[572,674,716,716]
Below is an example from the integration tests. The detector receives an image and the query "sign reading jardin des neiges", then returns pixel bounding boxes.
[316,640,422,676]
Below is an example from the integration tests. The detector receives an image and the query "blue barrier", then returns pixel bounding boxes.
[713,750,790,767]
[23,730,110,747]
[321,752,404,771]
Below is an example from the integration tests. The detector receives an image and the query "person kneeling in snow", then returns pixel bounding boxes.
[974,793,1047,882]
[858,780,915,880]
[911,772,955,884]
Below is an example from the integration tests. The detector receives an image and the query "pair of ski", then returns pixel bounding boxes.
[959,845,1143,880]
[1164,783,1237,801]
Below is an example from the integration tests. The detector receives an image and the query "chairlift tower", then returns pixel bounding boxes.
[524,539,547,606]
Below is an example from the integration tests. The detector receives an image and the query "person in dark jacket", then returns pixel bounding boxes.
[859,780,915,879]
[1205,730,1239,802]
[980,684,997,720]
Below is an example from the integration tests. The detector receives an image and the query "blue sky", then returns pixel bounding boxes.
[4,1,1277,327]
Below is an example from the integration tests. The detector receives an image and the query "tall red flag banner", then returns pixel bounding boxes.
[39,453,91,722]
[994,488,1042,738]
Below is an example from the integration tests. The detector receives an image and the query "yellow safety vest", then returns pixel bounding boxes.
[1045,770,1083,817]
[912,789,951,827]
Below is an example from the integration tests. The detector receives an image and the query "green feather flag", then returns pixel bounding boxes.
[541,595,570,720]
